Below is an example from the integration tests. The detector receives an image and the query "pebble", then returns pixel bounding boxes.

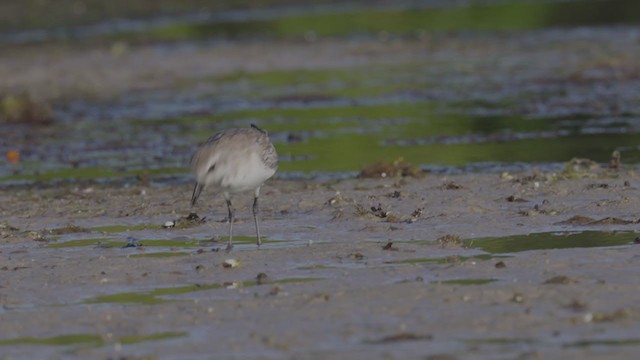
[163,221,175,228]
[223,259,239,268]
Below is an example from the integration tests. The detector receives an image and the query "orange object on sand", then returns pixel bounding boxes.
[6,150,20,164]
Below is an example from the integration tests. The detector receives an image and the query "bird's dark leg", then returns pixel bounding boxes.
[252,194,261,247]
[225,194,234,252]
[191,183,203,207]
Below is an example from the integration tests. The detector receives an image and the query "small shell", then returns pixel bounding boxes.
[223,282,239,289]
[163,221,175,229]
[583,313,594,323]
[222,259,239,268]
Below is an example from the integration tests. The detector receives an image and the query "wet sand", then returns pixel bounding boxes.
[2,168,640,359]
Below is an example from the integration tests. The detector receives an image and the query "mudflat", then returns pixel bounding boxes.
[2,2,640,358]
[2,167,640,359]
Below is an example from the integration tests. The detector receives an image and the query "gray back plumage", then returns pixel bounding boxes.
[191,125,278,177]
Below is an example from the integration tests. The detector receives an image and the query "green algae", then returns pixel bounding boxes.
[7,116,640,180]
[466,337,536,345]
[138,94,633,173]
[277,132,640,173]
[565,339,640,348]
[296,264,337,270]
[388,254,506,265]
[129,252,190,258]
[91,224,159,233]
[7,0,640,45]
[207,63,431,100]
[118,331,188,345]
[0,331,188,348]
[179,101,436,131]
[3,3,640,188]
[0,166,187,183]
[45,238,113,249]
[466,231,636,254]
[0,334,103,347]
[86,283,224,305]
[110,0,640,44]
[6,91,639,184]
[227,236,284,245]
[436,278,497,285]
[45,235,284,249]
[85,277,321,305]
[45,238,209,249]
[44,224,88,235]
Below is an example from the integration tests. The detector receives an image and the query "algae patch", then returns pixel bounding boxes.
[45,238,113,249]
[85,283,224,305]
[435,278,497,286]
[85,278,321,305]
[108,0,640,44]
[387,254,506,265]
[46,238,213,249]
[118,331,188,345]
[0,331,188,348]
[0,334,103,347]
[565,339,640,348]
[466,231,636,254]
[128,252,190,258]
[91,224,159,233]
[466,337,537,345]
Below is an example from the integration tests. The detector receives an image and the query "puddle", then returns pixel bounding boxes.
[91,224,160,233]
[45,238,113,249]
[34,223,163,237]
[564,339,640,348]
[43,234,288,248]
[466,338,536,346]
[85,277,321,305]
[0,334,103,347]
[296,264,337,270]
[6,98,638,184]
[129,252,191,258]
[197,64,431,102]
[6,0,638,45]
[466,231,637,254]
[0,331,187,348]
[3,53,640,185]
[86,283,225,305]
[45,238,212,249]
[118,331,188,345]
[387,254,508,265]
[434,279,497,286]
[0,165,187,185]
[2,1,640,187]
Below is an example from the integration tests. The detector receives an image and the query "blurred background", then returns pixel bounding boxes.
[1,0,639,185]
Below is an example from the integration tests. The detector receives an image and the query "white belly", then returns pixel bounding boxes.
[204,151,275,193]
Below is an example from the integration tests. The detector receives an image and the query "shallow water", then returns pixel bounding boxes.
[3,66,639,184]
[1,0,639,186]
[466,230,637,254]
[2,0,639,44]
[0,332,187,347]
[85,277,320,305]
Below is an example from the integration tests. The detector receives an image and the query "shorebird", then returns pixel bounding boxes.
[190,124,278,251]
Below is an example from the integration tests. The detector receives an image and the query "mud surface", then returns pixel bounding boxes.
[2,168,640,359]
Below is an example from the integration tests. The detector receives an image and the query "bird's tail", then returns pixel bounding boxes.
[191,183,203,206]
